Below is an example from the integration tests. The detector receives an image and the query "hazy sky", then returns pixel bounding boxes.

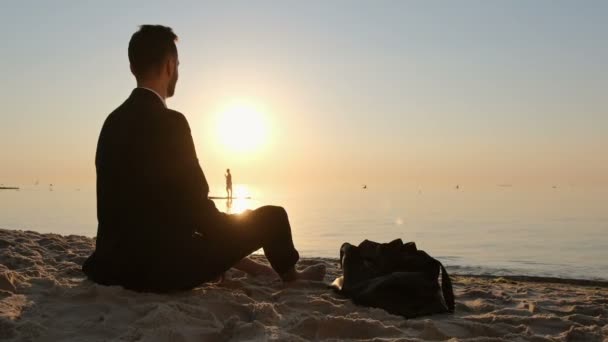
[1,1,606,190]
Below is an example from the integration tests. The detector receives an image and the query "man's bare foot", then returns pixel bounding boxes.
[233,257,275,277]
[248,262,275,277]
[281,264,326,282]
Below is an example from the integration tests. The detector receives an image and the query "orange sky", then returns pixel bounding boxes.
[1,2,607,191]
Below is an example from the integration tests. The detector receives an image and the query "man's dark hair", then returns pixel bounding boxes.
[128,25,178,80]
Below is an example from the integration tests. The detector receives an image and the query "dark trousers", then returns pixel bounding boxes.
[175,205,300,290]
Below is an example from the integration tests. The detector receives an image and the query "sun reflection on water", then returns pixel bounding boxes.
[225,198,250,214]
[220,184,253,214]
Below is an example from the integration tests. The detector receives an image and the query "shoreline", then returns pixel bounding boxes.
[4,228,607,286]
[1,228,607,341]
[451,273,608,288]
[293,256,608,287]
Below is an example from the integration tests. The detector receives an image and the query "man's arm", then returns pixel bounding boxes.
[162,111,218,234]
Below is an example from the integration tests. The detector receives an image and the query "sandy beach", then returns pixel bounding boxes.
[0,228,606,341]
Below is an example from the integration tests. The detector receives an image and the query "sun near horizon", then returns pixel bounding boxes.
[213,99,271,157]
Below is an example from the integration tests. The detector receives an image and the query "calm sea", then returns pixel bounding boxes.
[1,185,607,281]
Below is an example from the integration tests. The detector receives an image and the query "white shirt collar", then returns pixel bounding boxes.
[137,87,166,107]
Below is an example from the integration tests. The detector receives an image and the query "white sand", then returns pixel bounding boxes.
[0,228,607,341]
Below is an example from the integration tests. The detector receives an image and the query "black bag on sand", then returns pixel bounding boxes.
[330,239,455,318]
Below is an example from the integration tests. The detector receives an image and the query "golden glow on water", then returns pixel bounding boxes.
[1,186,607,279]
[233,185,250,199]
[225,185,252,214]
[225,198,249,214]
[214,100,269,155]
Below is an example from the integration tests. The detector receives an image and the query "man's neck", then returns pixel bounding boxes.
[136,82,166,99]
[136,83,167,107]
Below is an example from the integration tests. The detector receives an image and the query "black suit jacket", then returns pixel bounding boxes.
[83,88,217,287]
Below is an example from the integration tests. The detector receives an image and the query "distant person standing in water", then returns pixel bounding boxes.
[82,25,325,292]
[225,168,233,199]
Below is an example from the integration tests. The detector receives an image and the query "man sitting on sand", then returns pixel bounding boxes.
[82,25,325,292]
